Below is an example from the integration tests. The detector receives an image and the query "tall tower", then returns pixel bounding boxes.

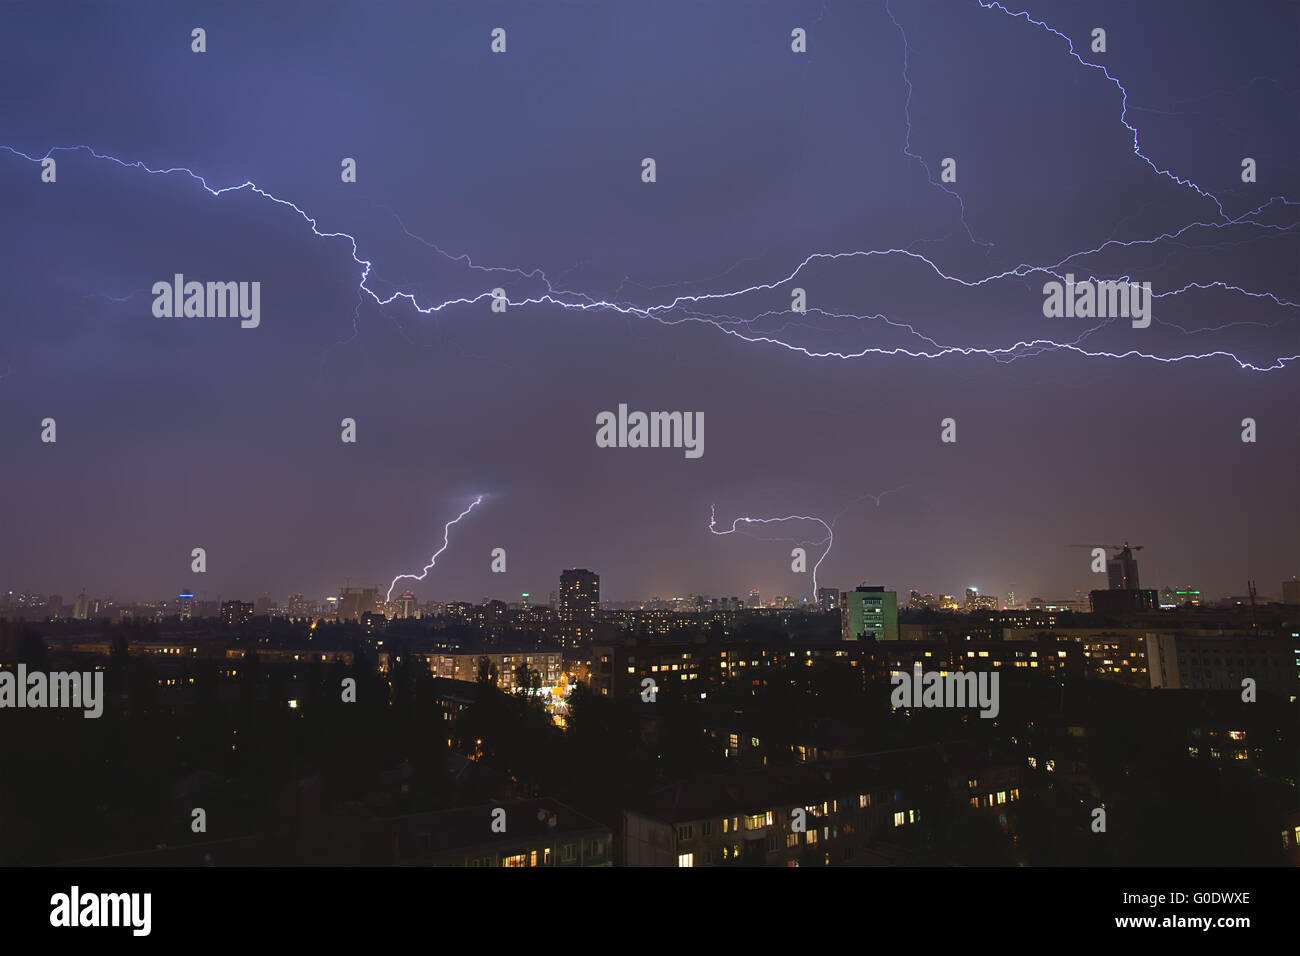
[1106,545,1140,590]
[559,569,599,620]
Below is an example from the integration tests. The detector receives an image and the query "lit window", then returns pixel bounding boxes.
[677,853,693,868]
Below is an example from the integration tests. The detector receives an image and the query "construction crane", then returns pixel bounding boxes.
[1068,543,1145,590]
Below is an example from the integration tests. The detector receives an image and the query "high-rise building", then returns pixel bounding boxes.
[177,592,195,620]
[1106,545,1141,590]
[73,592,89,620]
[395,590,417,619]
[747,588,761,608]
[559,569,599,620]
[45,594,63,620]
[220,600,254,626]
[908,590,942,611]
[338,586,383,622]
[817,587,840,613]
[841,586,899,641]
[1282,578,1299,606]
[287,593,316,620]
[964,588,998,612]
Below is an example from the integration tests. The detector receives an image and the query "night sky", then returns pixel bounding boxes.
[2,0,1297,606]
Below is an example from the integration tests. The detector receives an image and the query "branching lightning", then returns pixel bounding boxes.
[709,505,834,598]
[709,486,907,598]
[3,2,1296,373]
[386,495,484,602]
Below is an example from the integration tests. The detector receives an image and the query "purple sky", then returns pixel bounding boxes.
[2,0,1297,605]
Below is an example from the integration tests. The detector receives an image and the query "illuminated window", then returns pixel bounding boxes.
[893,811,905,827]
[859,794,871,808]
[677,853,693,868]
[502,853,529,868]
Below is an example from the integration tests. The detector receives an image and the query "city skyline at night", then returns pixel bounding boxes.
[1,0,1297,898]
[2,0,1296,613]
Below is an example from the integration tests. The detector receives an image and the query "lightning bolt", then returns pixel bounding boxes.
[886,0,990,249]
[386,495,484,602]
[976,0,1231,216]
[709,505,834,599]
[708,484,910,599]
[3,0,1296,372]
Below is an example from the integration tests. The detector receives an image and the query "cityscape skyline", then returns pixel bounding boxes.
[7,567,1297,619]
[2,0,1297,886]
[3,1,1297,623]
